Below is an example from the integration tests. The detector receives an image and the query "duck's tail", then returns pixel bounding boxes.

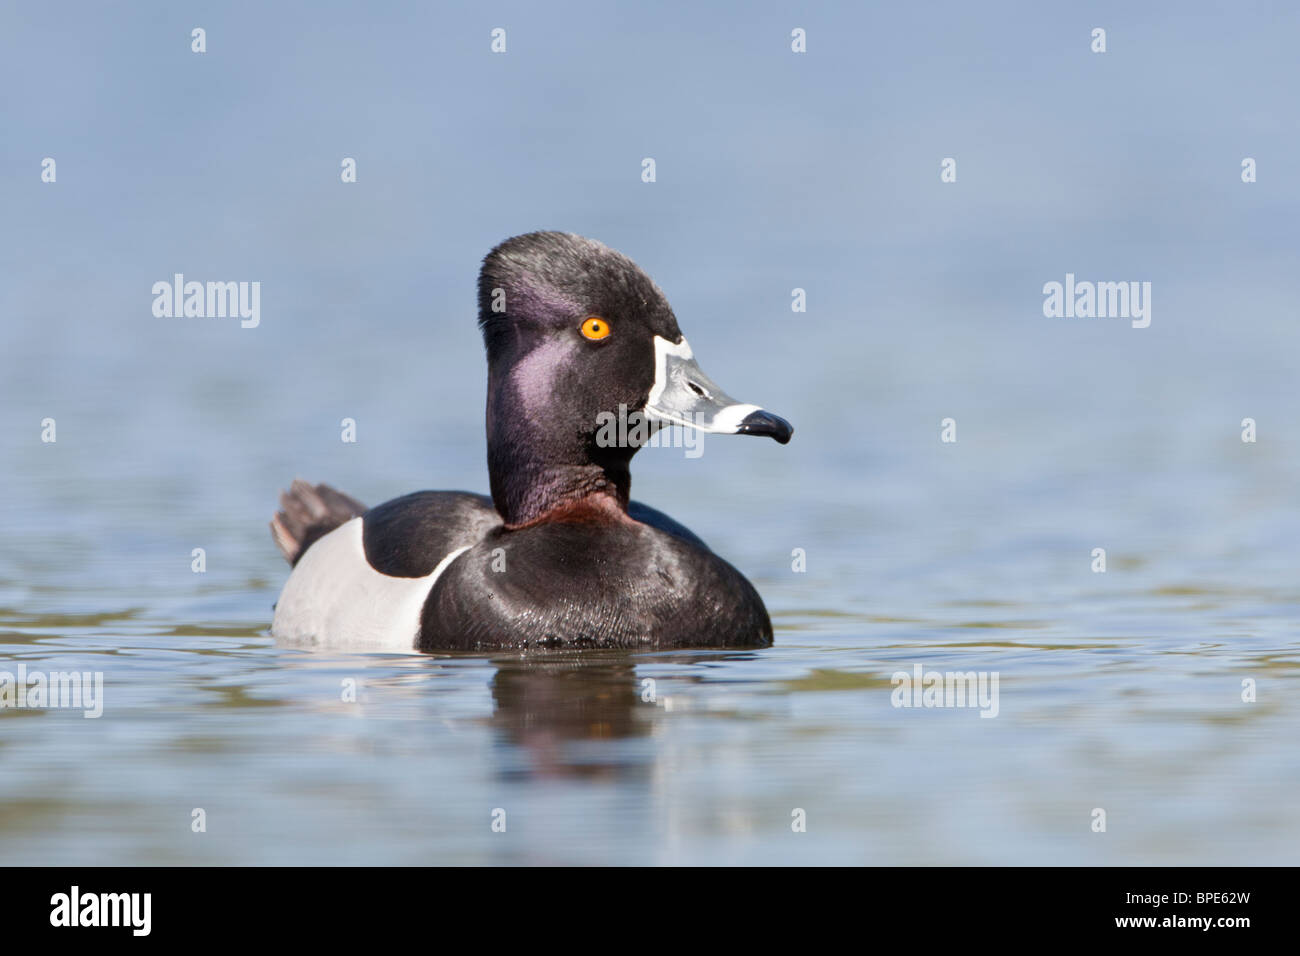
[270,479,368,565]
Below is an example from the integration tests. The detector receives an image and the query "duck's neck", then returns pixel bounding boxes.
[488,453,631,528]
[486,372,633,528]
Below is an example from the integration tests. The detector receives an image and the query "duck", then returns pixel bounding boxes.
[269,231,792,652]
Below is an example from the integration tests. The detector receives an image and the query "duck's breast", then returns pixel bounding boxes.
[417,519,772,651]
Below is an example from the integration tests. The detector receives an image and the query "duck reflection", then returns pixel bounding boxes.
[488,652,650,780]
[486,649,762,780]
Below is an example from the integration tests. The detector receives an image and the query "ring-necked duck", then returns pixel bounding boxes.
[270,231,792,651]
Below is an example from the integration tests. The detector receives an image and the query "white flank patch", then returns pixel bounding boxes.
[270,518,469,652]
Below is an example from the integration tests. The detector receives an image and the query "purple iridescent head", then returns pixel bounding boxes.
[474,231,791,525]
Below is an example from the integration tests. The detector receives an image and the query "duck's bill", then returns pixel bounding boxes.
[643,336,793,444]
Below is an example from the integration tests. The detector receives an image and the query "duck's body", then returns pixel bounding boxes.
[272,489,771,651]
[270,232,791,652]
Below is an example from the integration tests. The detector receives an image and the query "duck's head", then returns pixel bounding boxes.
[477,231,792,525]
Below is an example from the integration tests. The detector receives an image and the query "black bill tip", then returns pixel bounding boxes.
[737,409,793,444]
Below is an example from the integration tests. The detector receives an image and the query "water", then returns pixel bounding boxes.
[3,391,1296,864]
[2,2,1298,864]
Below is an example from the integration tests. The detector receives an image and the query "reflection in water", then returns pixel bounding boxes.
[488,653,650,780]
[485,650,769,781]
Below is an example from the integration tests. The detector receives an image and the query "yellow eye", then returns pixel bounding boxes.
[581,316,611,341]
